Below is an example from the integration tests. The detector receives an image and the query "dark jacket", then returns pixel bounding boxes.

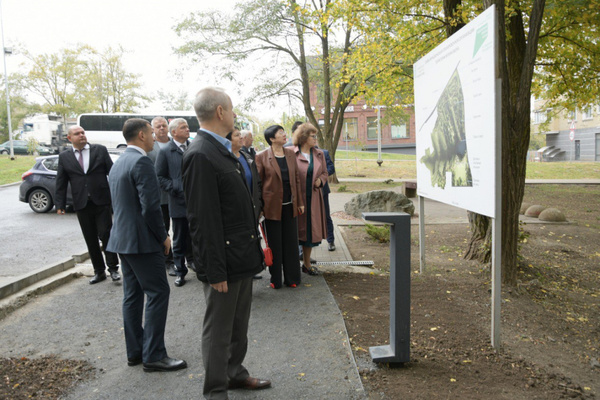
[55,144,113,211]
[182,130,263,284]
[321,148,335,196]
[239,151,263,221]
[107,148,167,254]
[156,139,188,218]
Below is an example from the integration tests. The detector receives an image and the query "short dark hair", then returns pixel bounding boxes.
[291,120,303,133]
[123,118,150,143]
[263,124,284,146]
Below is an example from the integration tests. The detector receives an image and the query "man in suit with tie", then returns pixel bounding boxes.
[107,118,186,372]
[156,118,194,287]
[55,125,120,284]
[183,87,271,399]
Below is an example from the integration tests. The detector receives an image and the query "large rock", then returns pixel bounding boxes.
[525,205,546,218]
[344,190,415,218]
[520,202,532,215]
[538,208,566,222]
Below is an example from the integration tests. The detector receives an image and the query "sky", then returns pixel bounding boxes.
[1,0,286,120]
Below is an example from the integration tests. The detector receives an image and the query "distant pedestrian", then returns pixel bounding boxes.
[107,118,186,372]
[55,125,120,284]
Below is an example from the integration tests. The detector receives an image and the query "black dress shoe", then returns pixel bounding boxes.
[253,274,263,280]
[328,243,336,251]
[228,376,272,390]
[110,271,121,281]
[143,357,187,372]
[127,357,142,367]
[89,273,107,284]
[166,264,177,277]
[174,276,186,287]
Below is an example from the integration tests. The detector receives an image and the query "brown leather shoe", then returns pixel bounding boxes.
[228,376,271,390]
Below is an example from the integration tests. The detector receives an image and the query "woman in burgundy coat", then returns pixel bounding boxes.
[293,123,328,276]
[256,125,305,289]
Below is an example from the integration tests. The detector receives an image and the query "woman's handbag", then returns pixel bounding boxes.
[259,223,273,267]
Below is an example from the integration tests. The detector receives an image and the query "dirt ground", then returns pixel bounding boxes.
[326,184,599,399]
[1,184,598,399]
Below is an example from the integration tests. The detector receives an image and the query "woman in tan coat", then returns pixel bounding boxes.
[293,123,328,275]
[256,125,304,289]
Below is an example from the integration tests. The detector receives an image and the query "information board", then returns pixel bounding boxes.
[414,6,497,218]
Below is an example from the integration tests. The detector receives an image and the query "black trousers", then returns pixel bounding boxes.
[120,251,170,364]
[324,191,335,244]
[171,217,194,278]
[202,277,252,399]
[76,200,119,274]
[265,203,301,288]
[161,204,174,266]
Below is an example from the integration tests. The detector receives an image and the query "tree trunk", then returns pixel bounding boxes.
[464,212,491,263]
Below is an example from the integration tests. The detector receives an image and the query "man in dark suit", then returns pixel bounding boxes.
[156,118,194,287]
[55,125,120,284]
[183,87,271,398]
[147,116,176,277]
[107,118,186,372]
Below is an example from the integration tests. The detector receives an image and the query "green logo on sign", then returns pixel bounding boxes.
[473,24,488,57]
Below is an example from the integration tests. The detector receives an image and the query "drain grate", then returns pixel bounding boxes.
[310,260,374,266]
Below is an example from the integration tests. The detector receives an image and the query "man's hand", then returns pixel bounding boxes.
[315,178,322,188]
[56,209,65,215]
[211,281,228,293]
[298,206,305,215]
[163,237,172,255]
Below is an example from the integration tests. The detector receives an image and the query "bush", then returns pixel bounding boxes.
[338,184,347,192]
[365,223,390,243]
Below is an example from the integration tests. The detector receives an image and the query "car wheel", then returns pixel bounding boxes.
[0,150,7,155]
[29,189,54,213]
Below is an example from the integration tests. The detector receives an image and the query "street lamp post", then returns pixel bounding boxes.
[0,0,14,160]
[376,106,383,167]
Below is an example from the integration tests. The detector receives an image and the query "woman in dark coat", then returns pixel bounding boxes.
[293,123,328,276]
[255,125,304,289]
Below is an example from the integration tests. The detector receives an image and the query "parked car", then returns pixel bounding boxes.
[19,153,120,213]
[0,140,53,155]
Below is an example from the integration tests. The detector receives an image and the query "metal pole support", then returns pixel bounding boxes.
[362,212,411,364]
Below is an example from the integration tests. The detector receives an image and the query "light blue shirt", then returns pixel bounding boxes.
[201,129,232,153]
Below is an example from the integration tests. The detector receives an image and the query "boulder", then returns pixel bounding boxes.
[538,208,566,222]
[344,190,415,218]
[520,202,532,215]
[524,205,546,218]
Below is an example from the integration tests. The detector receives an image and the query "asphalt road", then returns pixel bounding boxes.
[0,184,86,285]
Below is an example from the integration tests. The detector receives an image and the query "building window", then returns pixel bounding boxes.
[367,117,378,139]
[567,109,577,121]
[342,118,357,140]
[391,124,408,139]
[533,110,547,124]
[582,105,593,120]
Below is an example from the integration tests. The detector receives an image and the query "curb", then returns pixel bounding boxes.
[0,251,89,320]
[0,181,21,188]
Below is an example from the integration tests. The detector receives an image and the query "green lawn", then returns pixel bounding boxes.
[0,155,38,185]
[1,152,599,186]
[333,152,600,180]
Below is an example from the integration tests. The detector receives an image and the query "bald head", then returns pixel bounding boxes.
[193,87,236,136]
